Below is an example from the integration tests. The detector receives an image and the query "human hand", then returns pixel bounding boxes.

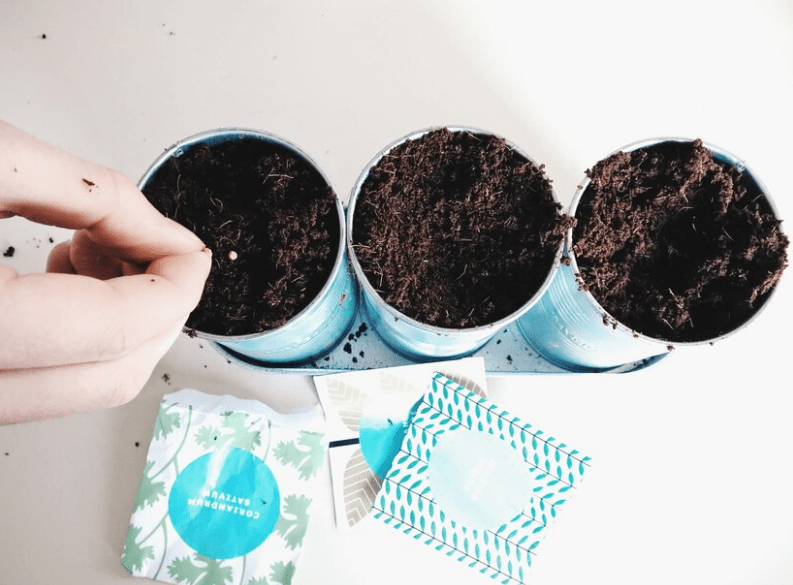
[0,120,212,424]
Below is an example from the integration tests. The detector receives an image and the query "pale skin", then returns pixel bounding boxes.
[0,120,212,424]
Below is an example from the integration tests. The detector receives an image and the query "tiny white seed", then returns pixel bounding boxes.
[228,251,238,261]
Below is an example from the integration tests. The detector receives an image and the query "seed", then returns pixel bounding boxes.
[228,251,238,261]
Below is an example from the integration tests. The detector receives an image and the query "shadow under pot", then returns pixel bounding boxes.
[348,126,569,360]
[518,138,789,372]
[139,128,358,365]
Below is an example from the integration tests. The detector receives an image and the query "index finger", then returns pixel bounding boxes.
[0,120,204,262]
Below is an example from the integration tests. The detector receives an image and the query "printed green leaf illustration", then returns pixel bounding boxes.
[270,560,296,585]
[167,554,233,585]
[194,414,261,452]
[121,524,154,573]
[221,412,262,450]
[275,494,311,550]
[246,578,269,585]
[167,556,203,584]
[154,407,181,440]
[194,425,223,450]
[273,431,325,480]
[135,461,166,510]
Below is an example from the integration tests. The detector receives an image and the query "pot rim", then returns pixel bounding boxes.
[566,136,785,347]
[346,125,566,335]
[138,126,349,342]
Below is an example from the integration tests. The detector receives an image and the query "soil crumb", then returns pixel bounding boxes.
[352,129,568,328]
[2,246,14,258]
[143,138,339,336]
[573,139,788,342]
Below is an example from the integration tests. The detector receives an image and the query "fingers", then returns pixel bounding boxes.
[0,120,213,424]
[142,248,212,311]
[46,241,76,274]
[48,236,147,278]
[122,261,147,277]
[0,120,204,262]
[0,248,211,369]
[67,230,125,280]
[0,322,183,425]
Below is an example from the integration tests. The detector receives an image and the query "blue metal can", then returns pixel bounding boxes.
[518,138,784,372]
[139,128,358,365]
[347,126,564,361]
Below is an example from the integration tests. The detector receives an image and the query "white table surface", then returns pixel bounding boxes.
[2,1,792,584]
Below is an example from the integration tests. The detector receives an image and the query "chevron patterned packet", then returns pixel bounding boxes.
[121,389,327,585]
[313,358,487,529]
[373,373,591,584]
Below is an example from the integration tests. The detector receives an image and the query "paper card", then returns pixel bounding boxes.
[313,358,487,529]
[373,373,591,584]
[121,390,327,585]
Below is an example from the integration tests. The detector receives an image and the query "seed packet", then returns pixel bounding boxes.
[373,372,591,584]
[313,357,487,529]
[121,389,327,585]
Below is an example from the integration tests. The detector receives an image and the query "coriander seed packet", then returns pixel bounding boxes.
[121,389,327,585]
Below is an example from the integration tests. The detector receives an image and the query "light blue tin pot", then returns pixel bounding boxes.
[139,128,358,365]
[518,138,782,372]
[347,126,564,361]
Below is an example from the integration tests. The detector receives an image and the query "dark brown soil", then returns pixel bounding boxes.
[573,139,788,342]
[352,129,569,328]
[142,137,339,336]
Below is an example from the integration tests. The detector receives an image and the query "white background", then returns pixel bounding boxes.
[1,1,792,584]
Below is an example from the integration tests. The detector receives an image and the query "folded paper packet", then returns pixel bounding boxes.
[121,389,327,585]
[373,373,591,584]
[313,358,487,529]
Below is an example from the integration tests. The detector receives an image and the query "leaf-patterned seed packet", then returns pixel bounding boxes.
[373,373,591,584]
[122,389,327,585]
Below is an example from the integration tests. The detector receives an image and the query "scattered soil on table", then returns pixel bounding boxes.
[143,138,339,336]
[2,246,14,258]
[341,322,368,361]
[573,139,789,342]
[352,129,569,328]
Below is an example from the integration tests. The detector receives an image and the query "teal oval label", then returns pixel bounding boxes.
[168,447,280,559]
[428,429,532,529]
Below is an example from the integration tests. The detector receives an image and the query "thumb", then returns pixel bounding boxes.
[145,247,213,315]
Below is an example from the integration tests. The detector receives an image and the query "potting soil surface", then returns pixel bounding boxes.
[352,129,570,329]
[573,139,788,342]
[143,138,339,336]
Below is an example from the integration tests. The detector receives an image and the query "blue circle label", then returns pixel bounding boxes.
[359,396,422,479]
[168,448,280,559]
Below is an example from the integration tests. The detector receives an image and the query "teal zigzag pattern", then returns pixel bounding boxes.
[372,373,591,585]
